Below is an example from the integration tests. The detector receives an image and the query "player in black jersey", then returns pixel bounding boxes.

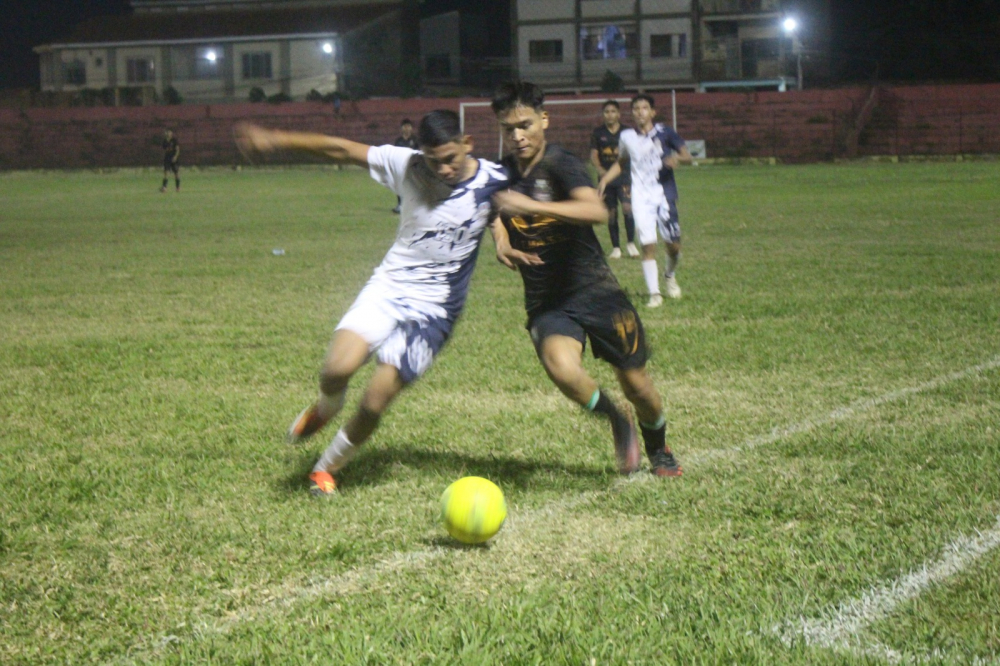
[390,119,418,213]
[160,129,180,193]
[489,82,681,477]
[590,100,637,259]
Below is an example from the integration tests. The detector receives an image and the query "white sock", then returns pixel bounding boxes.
[316,389,345,421]
[313,428,356,473]
[665,252,680,279]
[642,259,660,295]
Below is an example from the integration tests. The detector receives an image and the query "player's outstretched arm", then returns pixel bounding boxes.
[664,146,693,169]
[494,187,607,227]
[597,161,622,198]
[234,123,370,166]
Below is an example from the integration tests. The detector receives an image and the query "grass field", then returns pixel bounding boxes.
[1,161,999,665]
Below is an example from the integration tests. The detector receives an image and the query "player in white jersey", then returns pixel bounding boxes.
[235,111,510,495]
[598,94,692,307]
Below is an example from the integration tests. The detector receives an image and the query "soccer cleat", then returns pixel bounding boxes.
[611,412,641,475]
[609,247,622,259]
[665,275,682,299]
[646,294,664,308]
[309,470,337,496]
[649,449,682,477]
[391,205,401,214]
[287,403,330,443]
[159,186,167,193]
[626,242,640,258]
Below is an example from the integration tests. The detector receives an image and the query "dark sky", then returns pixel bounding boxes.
[2,0,998,90]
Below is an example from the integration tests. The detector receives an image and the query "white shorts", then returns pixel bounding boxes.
[631,197,681,246]
[335,276,455,384]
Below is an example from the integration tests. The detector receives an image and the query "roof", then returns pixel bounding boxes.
[43,4,401,47]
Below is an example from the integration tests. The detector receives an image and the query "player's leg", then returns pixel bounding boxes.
[532,313,640,474]
[310,361,405,495]
[633,200,662,307]
[604,187,622,258]
[621,186,638,257]
[613,366,681,476]
[161,166,169,192]
[173,164,180,192]
[288,328,370,442]
[660,200,682,299]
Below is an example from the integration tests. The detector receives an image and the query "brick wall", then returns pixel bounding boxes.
[1,84,998,171]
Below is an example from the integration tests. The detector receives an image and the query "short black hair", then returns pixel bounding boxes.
[491,81,545,115]
[631,93,656,109]
[602,100,620,110]
[400,118,413,126]
[417,110,463,148]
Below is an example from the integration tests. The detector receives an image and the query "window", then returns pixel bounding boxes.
[581,24,638,60]
[194,47,222,80]
[64,59,86,85]
[241,52,273,80]
[425,53,451,79]
[529,40,563,64]
[126,58,155,84]
[650,33,689,58]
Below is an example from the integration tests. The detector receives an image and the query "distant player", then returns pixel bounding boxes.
[234,111,510,495]
[598,94,692,306]
[161,129,180,192]
[590,100,638,259]
[490,81,681,478]
[391,119,418,213]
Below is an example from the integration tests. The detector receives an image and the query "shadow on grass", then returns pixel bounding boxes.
[279,443,613,495]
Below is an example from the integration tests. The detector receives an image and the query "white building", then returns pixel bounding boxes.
[33,0,416,103]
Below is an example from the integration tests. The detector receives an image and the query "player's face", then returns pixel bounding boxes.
[401,124,413,138]
[603,105,620,126]
[497,105,548,163]
[631,100,655,128]
[422,137,472,186]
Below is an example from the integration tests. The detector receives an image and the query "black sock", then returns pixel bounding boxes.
[175,178,180,190]
[639,421,667,458]
[587,389,622,421]
[162,178,168,188]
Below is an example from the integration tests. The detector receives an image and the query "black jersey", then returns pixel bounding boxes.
[590,124,629,186]
[162,137,179,161]
[393,135,418,149]
[501,144,621,316]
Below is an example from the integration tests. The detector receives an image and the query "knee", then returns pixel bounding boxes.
[358,391,391,418]
[319,365,351,395]
[539,347,581,385]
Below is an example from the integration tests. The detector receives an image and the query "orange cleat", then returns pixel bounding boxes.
[287,403,330,444]
[309,471,337,496]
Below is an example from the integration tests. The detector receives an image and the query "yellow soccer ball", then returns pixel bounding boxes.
[440,476,507,544]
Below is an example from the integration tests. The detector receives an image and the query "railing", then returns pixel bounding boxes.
[700,0,780,14]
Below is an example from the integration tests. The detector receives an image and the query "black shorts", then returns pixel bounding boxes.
[164,158,179,173]
[602,182,631,212]
[527,284,648,370]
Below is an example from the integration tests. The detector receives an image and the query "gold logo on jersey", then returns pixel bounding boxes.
[612,310,639,355]
[509,214,563,248]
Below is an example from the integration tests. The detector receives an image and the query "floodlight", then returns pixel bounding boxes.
[782,17,798,34]
[205,50,217,63]
[322,42,334,55]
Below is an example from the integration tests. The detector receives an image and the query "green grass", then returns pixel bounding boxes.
[1,162,998,665]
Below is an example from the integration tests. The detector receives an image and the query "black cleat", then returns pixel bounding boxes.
[649,448,682,477]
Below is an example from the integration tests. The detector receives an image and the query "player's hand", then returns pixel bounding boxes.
[496,245,543,270]
[492,190,539,217]
[597,179,608,199]
[234,123,279,159]
[663,154,679,170]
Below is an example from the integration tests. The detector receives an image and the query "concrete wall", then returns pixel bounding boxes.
[2,85,999,171]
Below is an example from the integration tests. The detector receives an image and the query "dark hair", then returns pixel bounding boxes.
[631,93,656,109]
[400,118,413,126]
[602,100,620,110]
[491,81,545,115]
[417,110,463,148]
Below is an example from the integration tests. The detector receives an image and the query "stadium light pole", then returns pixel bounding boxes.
[782,17,802,91]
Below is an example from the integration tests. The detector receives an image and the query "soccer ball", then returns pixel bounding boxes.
[440,476,506,544]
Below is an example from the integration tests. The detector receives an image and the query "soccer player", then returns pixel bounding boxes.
[161,129,180,192]
[234,111,510,495]
[490,81,681,478]
[598,94,692,307]
[590,100,638,259]
[391,119,418,213]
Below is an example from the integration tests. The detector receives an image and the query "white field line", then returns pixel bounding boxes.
[775,515,1000,664]
[118,356,1000,663]
[693,355,1000,464]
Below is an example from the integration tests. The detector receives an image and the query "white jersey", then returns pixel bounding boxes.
[366,145,510,316]
[618,123,676,204]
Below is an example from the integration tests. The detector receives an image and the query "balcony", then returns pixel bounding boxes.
[701,0,780,16]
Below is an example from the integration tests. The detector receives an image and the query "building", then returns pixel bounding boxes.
[512,0,829,92]
[33,0,420,103]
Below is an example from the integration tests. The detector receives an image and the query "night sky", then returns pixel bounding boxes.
[2,0,998,91]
